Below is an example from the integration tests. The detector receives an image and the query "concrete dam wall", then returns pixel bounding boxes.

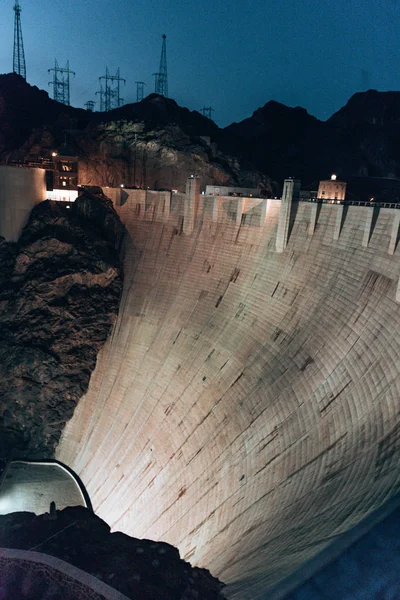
[57,193,400,599]
[0,165,46,241]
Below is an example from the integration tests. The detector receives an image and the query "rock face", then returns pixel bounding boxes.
[0,506,225,599]
[0,74,270,193]
[75,116,264,192]
[0,191,123,457]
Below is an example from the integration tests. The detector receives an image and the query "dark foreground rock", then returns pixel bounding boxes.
[0,192,124,457]
[0,506,226,599]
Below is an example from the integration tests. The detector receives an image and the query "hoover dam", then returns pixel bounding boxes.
[53,186,400,599]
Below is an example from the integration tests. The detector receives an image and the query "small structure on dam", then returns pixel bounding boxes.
[317,173,347,202]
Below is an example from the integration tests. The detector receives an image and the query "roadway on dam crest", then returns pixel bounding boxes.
[57,192,400,599]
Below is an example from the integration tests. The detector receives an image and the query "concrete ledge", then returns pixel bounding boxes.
[0,460,91,516]
[389,211,400,255]
[0,548,130,599]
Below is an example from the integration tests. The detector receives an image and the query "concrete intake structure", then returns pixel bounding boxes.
[57,189,400,599]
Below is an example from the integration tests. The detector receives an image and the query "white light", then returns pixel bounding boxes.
[0,493,14,515]
[46,190,78,202]
[331,174,337,180]
[52,152,57,157]
[120,184,125,188]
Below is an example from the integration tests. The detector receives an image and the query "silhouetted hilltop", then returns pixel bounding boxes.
[0,73,269,192]
[0,73,87,153]
[108,93,222,138]
[327,90,400,128]
[2,73,400,197]
[321,90,400,182]
[225,100,320,182]
[0,74,219,150]
[225,90,400,197]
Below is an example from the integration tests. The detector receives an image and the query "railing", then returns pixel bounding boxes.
[8,159,54,169]
[299,198,400,209]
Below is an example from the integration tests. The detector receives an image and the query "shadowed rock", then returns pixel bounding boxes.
[0,506,225,599]
[0,191,124,457]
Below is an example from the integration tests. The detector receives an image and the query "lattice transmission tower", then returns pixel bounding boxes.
[153,34,168,97]
[48,60,75,105]
[200,107,215,120]
[96,68,125,112]
[85,101,95,112]
[13,1,26,79]
[135,81,146,102]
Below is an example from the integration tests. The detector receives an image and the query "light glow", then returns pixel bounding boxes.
[47,189,78,202]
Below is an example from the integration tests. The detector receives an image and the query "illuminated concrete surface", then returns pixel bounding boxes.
[57,193,400,599]
[0,166,46,241]
[0,461,87,515]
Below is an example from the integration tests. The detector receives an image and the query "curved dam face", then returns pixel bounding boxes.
[57,193,400,599]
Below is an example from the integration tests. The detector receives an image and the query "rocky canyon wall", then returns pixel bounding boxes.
[0,192,123,456]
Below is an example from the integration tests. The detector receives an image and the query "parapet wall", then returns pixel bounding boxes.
[104,188,400,268]
[58,190,400,599]
[0,549,129,600]
[0,166,46,241]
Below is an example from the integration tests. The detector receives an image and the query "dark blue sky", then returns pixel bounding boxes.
[0,0,399,126]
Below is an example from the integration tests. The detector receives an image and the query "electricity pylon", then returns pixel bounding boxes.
[96,68,125,112]
[135,81,146,102]
[153,34,168,97]
[200,107,215,120]
[13,1,26,79]
[48,60,75,105]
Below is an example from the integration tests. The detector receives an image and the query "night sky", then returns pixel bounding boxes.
[0,0,399,126]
